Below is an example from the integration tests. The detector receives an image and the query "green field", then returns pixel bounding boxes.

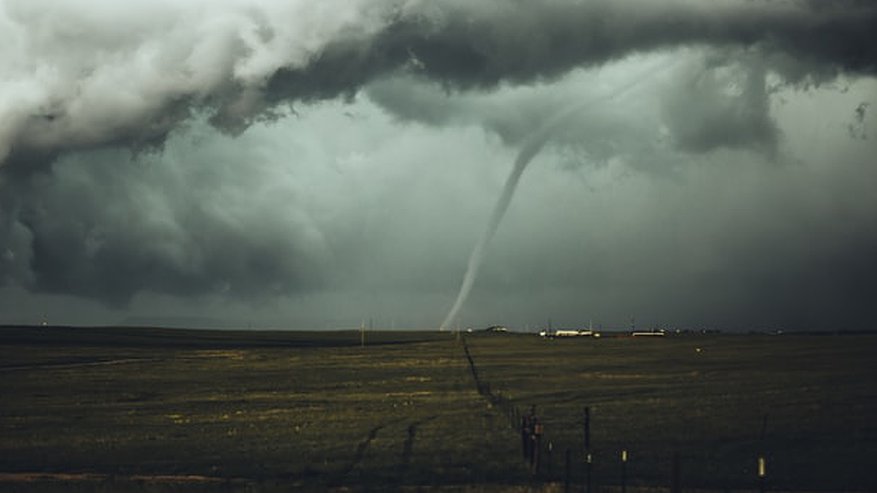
[1,327,874,492]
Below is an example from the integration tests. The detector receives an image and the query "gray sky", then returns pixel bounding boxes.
[1,0,875,331]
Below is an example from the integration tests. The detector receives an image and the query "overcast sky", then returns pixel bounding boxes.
[1,0,875,331]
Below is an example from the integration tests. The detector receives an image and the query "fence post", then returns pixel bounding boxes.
[758,414,768,493]
[758,455,767,493]
[583,406,591,493]
[620,449,628,493]
[585,451,593,493]
[547,441,553,476]
[532,414,543,475]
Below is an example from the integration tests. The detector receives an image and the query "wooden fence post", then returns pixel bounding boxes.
[758,414,768,493]
[585,450,593,493]
[758,455,767,493]
[547,441,553,476]
[583,406,592,493]
[620,449,628,493]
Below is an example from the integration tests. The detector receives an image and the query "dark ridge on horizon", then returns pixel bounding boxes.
[0,325,447,348]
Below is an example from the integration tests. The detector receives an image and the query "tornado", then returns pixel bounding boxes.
[439,60,675,330]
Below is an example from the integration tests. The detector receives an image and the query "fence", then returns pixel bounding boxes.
[460,335,775,493]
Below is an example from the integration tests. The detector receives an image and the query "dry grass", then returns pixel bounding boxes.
[1,327,874,492]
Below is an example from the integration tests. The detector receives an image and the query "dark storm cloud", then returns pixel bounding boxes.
[255,0,877,157]
[660,53,779,155]
[2,0,877,311]
[0,138,330,306]
[3,0,876,171]
[366,50,777,166]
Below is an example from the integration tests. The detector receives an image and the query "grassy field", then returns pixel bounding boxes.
[0,326,874,492]
[464,332,877,491]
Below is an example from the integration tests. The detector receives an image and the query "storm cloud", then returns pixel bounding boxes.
[3,0,876,169]
[1,0,876,329]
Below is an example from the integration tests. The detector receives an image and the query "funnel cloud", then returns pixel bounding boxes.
[440,59,677,330]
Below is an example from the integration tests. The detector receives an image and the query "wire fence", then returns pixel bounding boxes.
[461,335,776,493]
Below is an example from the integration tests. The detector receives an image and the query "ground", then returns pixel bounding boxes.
[0,326,874,492]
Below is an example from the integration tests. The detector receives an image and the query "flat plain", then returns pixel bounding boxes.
[0,326,874,492]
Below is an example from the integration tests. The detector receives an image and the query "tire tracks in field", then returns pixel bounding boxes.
[340,414,441,485]
[341,421,393,476]
[397,415,438,477]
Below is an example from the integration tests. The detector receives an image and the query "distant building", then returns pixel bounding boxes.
[484,325,508,333]
[541,329,600,338]
[631,329,665,337]
[555,330,583,337]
